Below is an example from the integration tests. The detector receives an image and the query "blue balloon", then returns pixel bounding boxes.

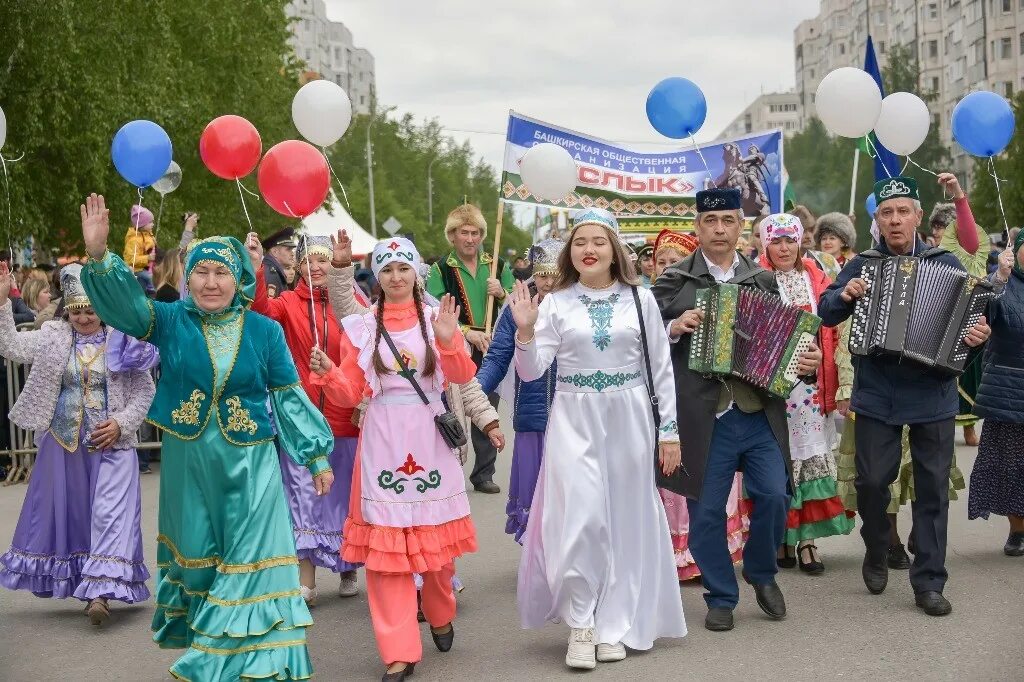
[646,77,707,139]
[111,120,173,188]
[865,192,877,216]
[951,91,1015,157]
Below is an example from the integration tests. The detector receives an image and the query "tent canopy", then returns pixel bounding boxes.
[301,195,378,257]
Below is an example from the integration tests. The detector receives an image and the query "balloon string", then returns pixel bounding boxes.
[300,233,321,349]
[155,193,165,244]
[0,154,12,263]
[235,178,256,232]
[237,179,262,199]
[902,156,949,200]
[131,187,145,278]
[864,136,893,178]
[322,148,351,211]
[988,156,1010,241]
[688,132,714,184]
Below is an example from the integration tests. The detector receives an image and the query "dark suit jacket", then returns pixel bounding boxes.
[652,249,794,501]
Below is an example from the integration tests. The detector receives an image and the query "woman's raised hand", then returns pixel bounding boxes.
[0,262,11,301]
[81,193,110,260]
[431,293,462,346]
[331,228,352,267]
[508,280,539,334]
[245,232,264,270]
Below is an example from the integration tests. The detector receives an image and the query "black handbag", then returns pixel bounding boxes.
[631,286,689,494]
[379,328,468,450]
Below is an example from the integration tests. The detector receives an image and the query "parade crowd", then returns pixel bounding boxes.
[1,172,1022,682]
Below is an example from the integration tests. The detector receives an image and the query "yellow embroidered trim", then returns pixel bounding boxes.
[218,555,298,574]
[224,396,258,434]
[144,417,205,442]
[87,251,117,274]
[162,575,209,597]
[7,548,89,561]
[307,455,329,470]
[189,639,307,656]
[206,312,245,441]
[157,534,220,569]
[140,297,157,342]
[171,390,206,426]
[269,380,301,392]
[205,589,301,607]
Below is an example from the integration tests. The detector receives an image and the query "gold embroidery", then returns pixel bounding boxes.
[205,589,301,607]
[157,534,219,569]
[218,555,298,574]
[189,639,307,656]
[224,396,258,434]
[171,390,206,426]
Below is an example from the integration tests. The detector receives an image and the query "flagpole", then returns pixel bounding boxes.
[485,198,505,336]
[848,147,860,215]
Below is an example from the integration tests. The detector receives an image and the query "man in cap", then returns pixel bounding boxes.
[653,187,822,633]
[427,204,514,494]
[261,227,298,298]
[634,242,655,288]
[818,176,992,617]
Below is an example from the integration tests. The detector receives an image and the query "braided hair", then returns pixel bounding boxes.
[370,281,437,377]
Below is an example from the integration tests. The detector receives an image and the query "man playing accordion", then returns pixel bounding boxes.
[818,176,991,617]
[653,188,822,633]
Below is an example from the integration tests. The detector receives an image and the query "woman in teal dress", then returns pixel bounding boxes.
[79,194,335,681]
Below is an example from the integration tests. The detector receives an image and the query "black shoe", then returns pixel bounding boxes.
[382,662,415,681]
[1004,532,1024,557]
[797,544,824,575]
[430,623,454,652]
[473,481,501,494]
[704,607,734,631]
[776,545,796,569]
[862,556,888,595]
[914,591,952,616]
[886,543,911,570]
[139,466,152,474]
[750,580,786,620]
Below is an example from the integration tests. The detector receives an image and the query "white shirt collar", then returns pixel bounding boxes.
[701,250,741,283]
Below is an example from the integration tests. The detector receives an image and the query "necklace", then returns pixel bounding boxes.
[578,278,616,290]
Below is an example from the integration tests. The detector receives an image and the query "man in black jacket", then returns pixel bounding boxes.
[818,176,991,616]
[260,227,297,298]
[653,188,821,632]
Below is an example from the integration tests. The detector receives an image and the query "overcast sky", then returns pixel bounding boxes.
[325,0,821,175]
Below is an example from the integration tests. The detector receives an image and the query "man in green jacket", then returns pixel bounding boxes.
[427,204,513,493]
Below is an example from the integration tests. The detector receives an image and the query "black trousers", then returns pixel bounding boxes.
[467,345,499,485]
[854,414,955,594]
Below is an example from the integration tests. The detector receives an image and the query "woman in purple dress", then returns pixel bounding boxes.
[0,262,157,626]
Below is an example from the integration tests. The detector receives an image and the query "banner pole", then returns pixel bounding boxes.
[848,148,860,216]
[485,198,505,336]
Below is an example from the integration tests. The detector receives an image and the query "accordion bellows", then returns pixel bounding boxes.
[689,283,822,398]
[848,256,994,375]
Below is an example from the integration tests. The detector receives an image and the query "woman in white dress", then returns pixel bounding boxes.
[509,208,687,671]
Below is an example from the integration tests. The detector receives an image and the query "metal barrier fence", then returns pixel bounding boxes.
[1,324,162,485]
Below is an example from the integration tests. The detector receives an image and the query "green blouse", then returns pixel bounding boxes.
[82,252,333,475]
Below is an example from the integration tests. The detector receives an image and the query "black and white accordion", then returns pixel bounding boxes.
[689,283,822,398]
[848,255,995,375]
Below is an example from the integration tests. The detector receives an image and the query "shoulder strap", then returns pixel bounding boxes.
[917,246,949,259]
[379,328,432,407]
[631,286,660,428]
[859,249,884,259]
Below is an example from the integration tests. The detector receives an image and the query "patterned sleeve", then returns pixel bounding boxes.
[0,300,47,365]
[82,252,169,345]
[110,369,156,436]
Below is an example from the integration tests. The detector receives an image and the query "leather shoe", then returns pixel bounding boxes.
[1004,531,1024,557]
[862,556,888,594]
[473,481,501,494]
[750,580,786,620]
[704,607,734,631]
[431,623,454,652]
[914,591,952,616]
[886,543,911,570]
[382,662,415,681]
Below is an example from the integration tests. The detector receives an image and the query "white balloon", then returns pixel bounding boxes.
[519,143,578,201]
[292,79,353,147]
[815,67,883,138]
[0,106,6,150]
[152,160,182,195]
[873,92,931,156]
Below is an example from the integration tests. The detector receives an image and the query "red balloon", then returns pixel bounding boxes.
[257,140,330,218]
[199,115,262,180]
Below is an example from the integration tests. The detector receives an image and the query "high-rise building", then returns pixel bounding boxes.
[795,0,1024,181]
[719,92,803,140]
[287,0,376,114]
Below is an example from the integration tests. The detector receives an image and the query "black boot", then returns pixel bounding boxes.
[862,555,888,594]
[886,543,911,570]
[750,581,786,620]
[1004,531,1024,557]
[704,607,734,631]
[914,591,952,616]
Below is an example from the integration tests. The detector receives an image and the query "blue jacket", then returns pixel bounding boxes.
[476,306,554,433]
[818,240,964,425]
[974,271,1024,423]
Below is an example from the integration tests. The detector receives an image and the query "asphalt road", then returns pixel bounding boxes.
[0,426,1020,681]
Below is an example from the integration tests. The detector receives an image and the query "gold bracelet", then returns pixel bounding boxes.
[515,331,535,345]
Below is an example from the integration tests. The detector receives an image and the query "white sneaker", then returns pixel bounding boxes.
[338,571,358,598]
[300,585,318,608]
[596,642,626,662]
[565,627,597,670]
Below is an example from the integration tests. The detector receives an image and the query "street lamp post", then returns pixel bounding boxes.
[366,121,377,238]
[427,156,439,227]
